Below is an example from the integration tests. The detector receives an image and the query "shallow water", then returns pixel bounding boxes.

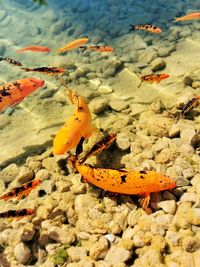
[0,1,200,266]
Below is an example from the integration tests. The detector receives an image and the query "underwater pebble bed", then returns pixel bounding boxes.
[0,0,199,266]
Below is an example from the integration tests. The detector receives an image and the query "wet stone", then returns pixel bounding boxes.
[67,247,87,262]
[116,133,130,151]
[105,246,131,265]
[17,166,34,184]
[35,169,51,181]
[89,97,109,114]
[0,163,20,183]
[157,200,177,214]
[1,15,11,26]
[14,242,31,265]
[21,223,35,242]
[180,128,196,146]
[150,57,166,71]
[182,236,200,252]
[109,99,129,112]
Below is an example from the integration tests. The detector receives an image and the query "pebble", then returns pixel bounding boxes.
[180,193,199,205]
[89,237,109,260]
[16,166,34,183]
[150,57,166,71]
[1,15,11,26]
[98,85,113,95]
[89,97,109,114]
[169,124,181,138]
[95,261,112,267]
[0,163,20,183]
[138,48,157,63]
[109,99,129,112]
[180,128,196,146]
[157,200,177,214]
[48,225,76,244]
[144,115,173,137]
[155,148,177,164]
[14,242,31,264]
[74,195,99,216]
[105,246,131,265]
[35,169,51,181]
[182,236,200,252]
[67,247,87,262]
[116,133,130,151]
[21,223,35,242]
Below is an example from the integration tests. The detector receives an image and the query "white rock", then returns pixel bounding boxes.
[105,246,131,264]
[89,97,109,114]
[157,200,177,214]
[109,99,129,112]
[14,242,31,264]
[116,133,130,151]
[180,128,196,145]
[67,247,87,262]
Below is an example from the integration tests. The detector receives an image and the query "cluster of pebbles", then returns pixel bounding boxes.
[0,91,200,266]
[0,0,200,266]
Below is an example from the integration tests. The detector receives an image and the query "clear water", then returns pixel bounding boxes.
[0,0,199,167]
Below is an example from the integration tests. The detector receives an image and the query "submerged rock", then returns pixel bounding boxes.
[14,242,32,265]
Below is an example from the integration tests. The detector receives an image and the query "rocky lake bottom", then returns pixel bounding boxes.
[0,0,200,266]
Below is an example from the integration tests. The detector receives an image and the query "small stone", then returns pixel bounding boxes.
[155,148,177,164]
[105,246,131,265]
[166,230,182,247]
[40,180,55,195]
[48,225,76,244]
[109,99,129,112]
[191,134,200,148]
[180,193,199,205]
[150,57,166,71]
[1,15,11,26]
[193,250,200,267]
[17,166,34,183]
[74,195,98,216]
[28,161,43,172]
[144,115,173,137]
[169,124,181,138]
[14,242,31,264]
[42,158,60,173]
[0,163,20,183]
[182,236,200,252]
[38,234,50,247]
[138,48,157,64]
[157,200,177,214]
[95,261,112,267]
[55,180,72,192]
[67,247,87,262]
[89,237,109,260]
[180,128,196,146]
[89,97,109,114]
[98,85,113,95]
[21,223,35,242]
[150,99,164,114]
[116,133,130,151]
[175,93,194,109]
[35,169,51,181]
